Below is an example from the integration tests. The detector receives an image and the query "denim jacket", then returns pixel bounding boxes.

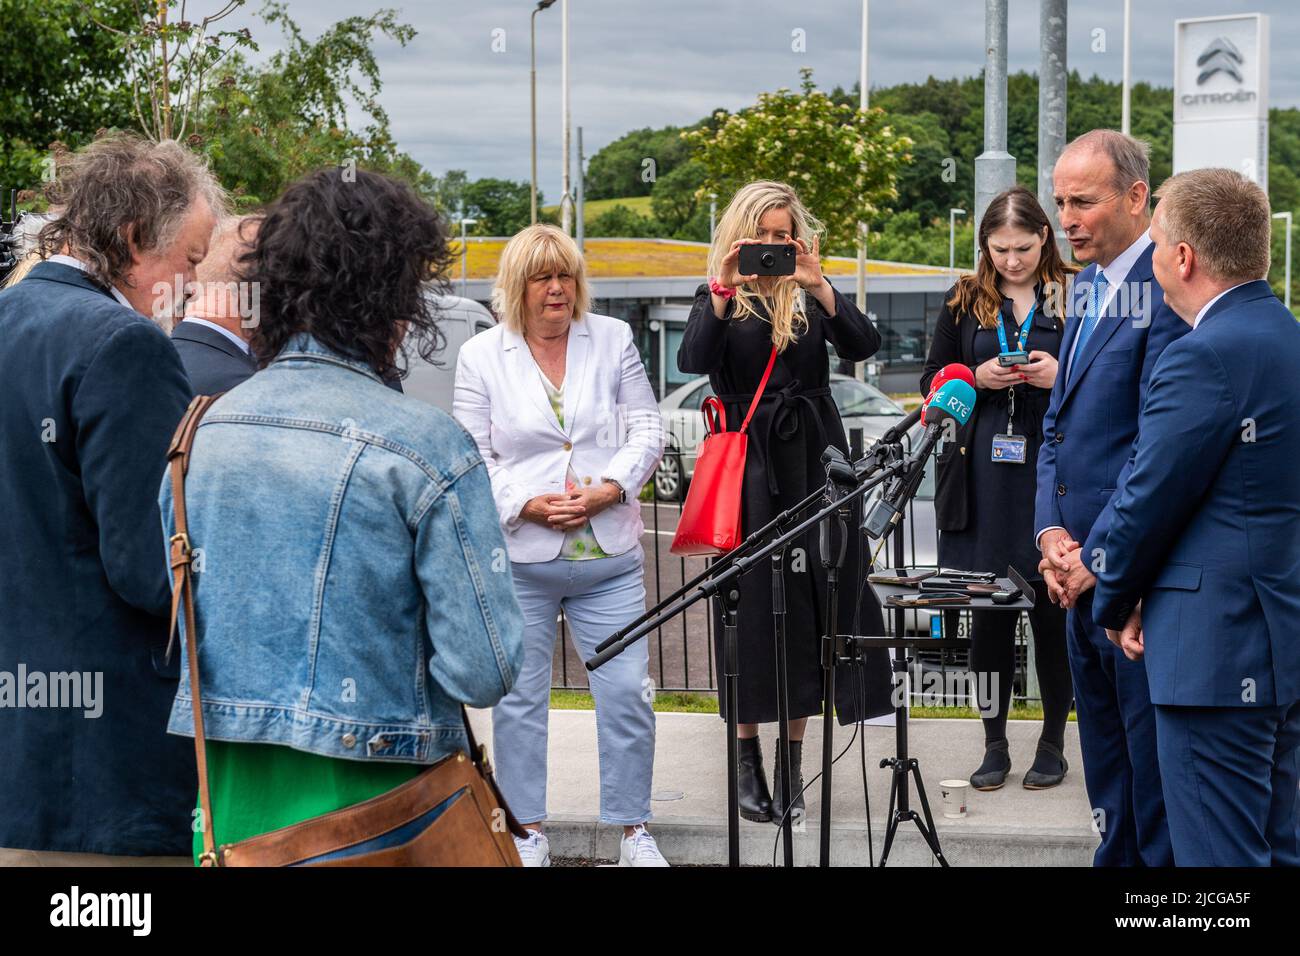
[161,334,524,764]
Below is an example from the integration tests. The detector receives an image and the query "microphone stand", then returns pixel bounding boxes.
[590,452,904,863]
[815,438,899,866]
[590,447,904,868]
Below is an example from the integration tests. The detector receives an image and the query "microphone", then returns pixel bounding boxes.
[862,378,976,539]
[875,364,975,446]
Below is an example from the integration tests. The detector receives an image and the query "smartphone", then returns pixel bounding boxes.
[738,243,796,277]
[868,568,938,586]
[997,351,1030,367]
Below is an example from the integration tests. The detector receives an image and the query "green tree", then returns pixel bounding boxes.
[198,3,425,207]
[0,0,136,195]
[82,0,257,144]
[460,177,534,236]
[585,125,695,200]
[650,159,706,236]
[687,68,911,256]
[585,204,666,239]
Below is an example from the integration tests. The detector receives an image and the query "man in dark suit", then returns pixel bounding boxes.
[1034,130,1188,866]
[171,216,259,394]
[1094,168,1300,866]
[0,132,222,861]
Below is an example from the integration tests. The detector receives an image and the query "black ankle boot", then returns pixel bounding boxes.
[970,738,1011,791]
[769,740,805,825]
[737,736,773,822]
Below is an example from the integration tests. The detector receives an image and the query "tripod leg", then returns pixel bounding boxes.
[908,759,950,867]
[878,760,901,866]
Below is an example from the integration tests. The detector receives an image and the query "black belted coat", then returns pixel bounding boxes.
[678,282,893,725]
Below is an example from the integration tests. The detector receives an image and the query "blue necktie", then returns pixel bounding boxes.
[1069,270,1109,382]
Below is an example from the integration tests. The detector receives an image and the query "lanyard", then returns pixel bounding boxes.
[995,301,1036,355]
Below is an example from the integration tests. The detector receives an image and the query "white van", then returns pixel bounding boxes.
[403,293,496,413]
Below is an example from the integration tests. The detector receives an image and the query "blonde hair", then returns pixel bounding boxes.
[491,224,591,334]
[2,254,40,289]
[1154,169,1271,284]
[708,181,820,353]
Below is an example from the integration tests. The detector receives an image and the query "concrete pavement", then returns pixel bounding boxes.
[470,708,1100,866]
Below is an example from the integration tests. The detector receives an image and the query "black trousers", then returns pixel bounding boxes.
[947,580,1072,748]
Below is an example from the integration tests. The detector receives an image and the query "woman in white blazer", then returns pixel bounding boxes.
[453,224,666,867]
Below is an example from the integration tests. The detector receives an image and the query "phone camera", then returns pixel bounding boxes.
[760,252,775,268]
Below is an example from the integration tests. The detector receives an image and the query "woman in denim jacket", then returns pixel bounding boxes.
[454,225,667,866]
[161,168,524,864]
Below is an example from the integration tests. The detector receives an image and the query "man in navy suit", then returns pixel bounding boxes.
[0,133,223,860]
[1035,130,1188,866]
[1094,169,1300,866]
[171,216,260,395]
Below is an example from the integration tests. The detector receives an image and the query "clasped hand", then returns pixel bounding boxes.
[521,485,620,532]
[1037,531,1096,610]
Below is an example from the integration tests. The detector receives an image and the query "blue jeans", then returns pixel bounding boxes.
[493,548,655,826]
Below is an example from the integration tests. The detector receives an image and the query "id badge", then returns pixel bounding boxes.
[991,434,1027,464]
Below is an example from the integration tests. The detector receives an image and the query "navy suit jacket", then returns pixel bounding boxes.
[1094,281,1300,707]
[0,261,197,854]
[1034,243,1189,564]
[171,319,257,395]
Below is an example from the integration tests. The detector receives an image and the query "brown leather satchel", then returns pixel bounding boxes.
[165,394,525,867]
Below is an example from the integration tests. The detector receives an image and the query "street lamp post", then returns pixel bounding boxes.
[1274,211,1293,311]
[949,208,967,279]
[529,0,557,225]
[460,217,478,296]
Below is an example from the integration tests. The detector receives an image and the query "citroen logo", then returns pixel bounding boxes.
[1196,37,1244,85]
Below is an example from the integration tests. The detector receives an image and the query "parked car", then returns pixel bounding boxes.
[402,293,497,412]
[654,373,908,501]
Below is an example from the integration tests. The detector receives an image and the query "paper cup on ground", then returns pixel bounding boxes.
[939,779,969,818]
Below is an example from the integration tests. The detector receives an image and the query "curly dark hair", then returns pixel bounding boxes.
[240,166,454,379]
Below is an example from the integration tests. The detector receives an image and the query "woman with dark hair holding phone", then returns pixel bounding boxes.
[920,185,1076,791]
[678,180,892,825]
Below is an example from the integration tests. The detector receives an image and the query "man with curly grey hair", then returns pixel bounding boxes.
[0,131,225,863]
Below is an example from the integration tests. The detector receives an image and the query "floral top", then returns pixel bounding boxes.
[538,370,608,561]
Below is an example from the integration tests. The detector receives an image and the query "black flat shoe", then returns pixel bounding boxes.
[1022,740,1068,790]
[970,738,1011,791]
[770,740,805,825]
[737,736,773,822]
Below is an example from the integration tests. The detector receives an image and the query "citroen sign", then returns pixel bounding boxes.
[1173,14,1269,189]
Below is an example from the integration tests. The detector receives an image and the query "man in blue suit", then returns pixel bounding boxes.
[1094,168,1300,866]
[0,133,223,861]
[1035,130,1187,866]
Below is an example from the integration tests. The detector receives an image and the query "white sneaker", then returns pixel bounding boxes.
[513,829,551,867]
[619,824,670,867]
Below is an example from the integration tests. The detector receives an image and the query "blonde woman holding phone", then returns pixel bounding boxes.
[678,180,892,825]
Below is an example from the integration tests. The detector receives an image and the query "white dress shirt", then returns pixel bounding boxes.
[1193,282,1252,330]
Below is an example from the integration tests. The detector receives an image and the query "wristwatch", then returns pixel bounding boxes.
[601,477,627,503]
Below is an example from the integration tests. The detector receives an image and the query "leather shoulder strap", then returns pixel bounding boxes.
[165,393,224,865]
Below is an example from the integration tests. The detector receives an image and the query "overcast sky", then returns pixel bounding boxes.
[223,1,1296,197]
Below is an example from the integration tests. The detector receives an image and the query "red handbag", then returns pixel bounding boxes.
[671,346,778,556]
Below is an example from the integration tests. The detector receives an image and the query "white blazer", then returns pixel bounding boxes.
[453,312,665,563]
